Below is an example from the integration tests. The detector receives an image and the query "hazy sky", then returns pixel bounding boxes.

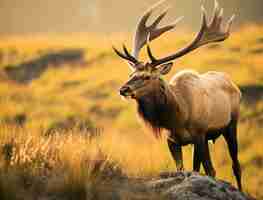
[0,0,263,35]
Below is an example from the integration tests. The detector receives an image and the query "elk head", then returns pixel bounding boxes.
[113,0,235,99]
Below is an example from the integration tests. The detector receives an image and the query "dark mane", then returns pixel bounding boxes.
[137,82,173,138]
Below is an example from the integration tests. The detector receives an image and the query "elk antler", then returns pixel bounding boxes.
[113,0,183,69]
[147,0,235,67]
[132,0,183,59]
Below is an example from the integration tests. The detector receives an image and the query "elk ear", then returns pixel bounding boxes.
[157,62,173,75]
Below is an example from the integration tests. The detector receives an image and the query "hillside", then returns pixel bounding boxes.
[0,25,262,199]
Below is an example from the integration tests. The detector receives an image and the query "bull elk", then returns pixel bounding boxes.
[113,0,242,191]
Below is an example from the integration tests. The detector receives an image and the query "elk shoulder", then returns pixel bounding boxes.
[169,70,241,133]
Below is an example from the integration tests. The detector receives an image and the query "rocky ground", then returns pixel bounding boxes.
[60,171,255,200]
[146,171,255,200]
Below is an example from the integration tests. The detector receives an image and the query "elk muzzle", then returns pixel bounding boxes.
[120,86,134,97]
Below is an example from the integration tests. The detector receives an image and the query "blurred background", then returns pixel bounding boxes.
[1,0,263,35]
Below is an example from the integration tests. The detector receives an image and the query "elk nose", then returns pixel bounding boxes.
[120,86,131,96]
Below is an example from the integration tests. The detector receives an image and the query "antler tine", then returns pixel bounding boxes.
[210,0,220,26]
[150,16,184,41]
[201,5,208,29]
[123,45,134,60]
[225,14,235,34]
[215,8,224,28]
[148,0,235,67]
[150,7,170,29]
[139,0,166,28]
[146,34,157,62]
[132,0,183,59]
[112,46,128,60]
[112,45,139,65]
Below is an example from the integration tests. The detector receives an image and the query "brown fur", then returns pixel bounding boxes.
[136,78,177,138]
[120,69,242,190]
[135,70,241,144]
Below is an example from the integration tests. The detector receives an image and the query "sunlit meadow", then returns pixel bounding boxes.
[0,25,262,199]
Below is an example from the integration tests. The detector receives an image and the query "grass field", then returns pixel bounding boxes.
[0,25,262,199]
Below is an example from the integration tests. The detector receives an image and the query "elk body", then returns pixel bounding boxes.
[113,0,242,191]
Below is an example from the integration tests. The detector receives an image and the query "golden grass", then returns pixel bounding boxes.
[0,25,263,199]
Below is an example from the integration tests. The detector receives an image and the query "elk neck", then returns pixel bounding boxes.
[136,78,181,136]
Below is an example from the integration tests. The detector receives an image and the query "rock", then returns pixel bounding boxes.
[145,171,255,200]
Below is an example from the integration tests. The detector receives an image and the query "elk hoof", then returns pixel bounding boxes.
[177,167,185,172]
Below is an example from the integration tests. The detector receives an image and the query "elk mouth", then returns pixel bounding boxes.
[120,86,136,99]
[120,92,136,99]
[130,93,136,99]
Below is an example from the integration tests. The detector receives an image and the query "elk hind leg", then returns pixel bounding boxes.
[223,119,242,191]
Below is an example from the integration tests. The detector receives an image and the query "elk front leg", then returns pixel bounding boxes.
[193,144,201,172]
[194,135,216,177]
[167,139,184,171]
